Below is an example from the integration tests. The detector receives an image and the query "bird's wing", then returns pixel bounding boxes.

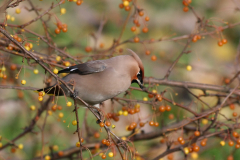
[58,60,107,75]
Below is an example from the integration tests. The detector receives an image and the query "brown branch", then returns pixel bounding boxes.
[73,98,83,160]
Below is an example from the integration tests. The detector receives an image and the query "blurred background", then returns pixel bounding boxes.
[1,0,240,159]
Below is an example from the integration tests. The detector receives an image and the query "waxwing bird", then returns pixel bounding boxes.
[37,49,144,106]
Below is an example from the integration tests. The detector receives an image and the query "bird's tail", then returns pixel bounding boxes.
[37,85,64,96]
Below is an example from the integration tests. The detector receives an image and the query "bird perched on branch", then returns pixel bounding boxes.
[37,49,144,106]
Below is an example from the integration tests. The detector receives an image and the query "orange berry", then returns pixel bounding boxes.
[193,145,200,152]
[169,114,174,120]
[51,105,57,111]
[55,28,61,34]
[218,41,223,46]
[122,106,127,111]
[183,6,189,12]
[11,148,16,153]
[232,131,239,138]
[178,137,183,142]
[179,140,185,145]
[222,39,228,44]
[142,27,148,33]
[233,112,238,117]
[167,154,173,160]
[76,0,82,5]
[236,144,240,149]
[62,27,68,33]
[132,122,137,128]
[13,35,18,40]
[129,109,135,115]
[105,121,111,126]
[85,46,92,52]
[131,26,136,32]
[139,122,145,127]
[154,122,159,127]
[10,64,17,71]
[225,78,230,84]
[57,22,62,30]
[17,37,22,42]
[228,140,234,146]
[227,155,234,160]
[165,105,171,111]
[237,138,240,144]
[134,108,140,113]
[128,124,134,130]
[2,74,7,79]
[194,131,200,136]
[125,6,130,11]
[57,106,62,110]
[62,24,67,28]
[151,55,157,61]
[119,3,124,9]
[102,154,106,159]
[58,151,64,157]
[200,140,206,146]
[99,122,104,127]
[105,140,110,146]
[149,121,154,126]
[134,37,140,43]
[145,16,150,21]
[159,105,165,112]
[192,35,198,42]
[235,144,240,149]
[8,45,13,50]
[182,0,189,6]
[229,104,235,110]
[138,11,144,16]
[102,139,107,144]
[94,132,100,138]
[99,43,104,48]
[133,19,138,24]
[145,50,151,55]
[156,94,162,101]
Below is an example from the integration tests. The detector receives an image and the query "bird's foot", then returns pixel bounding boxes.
[70,90,78,99]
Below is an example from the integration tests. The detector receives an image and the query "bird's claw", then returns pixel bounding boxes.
[70,91,78,99]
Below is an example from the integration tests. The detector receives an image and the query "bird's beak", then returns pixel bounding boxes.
[136,79,144,90]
